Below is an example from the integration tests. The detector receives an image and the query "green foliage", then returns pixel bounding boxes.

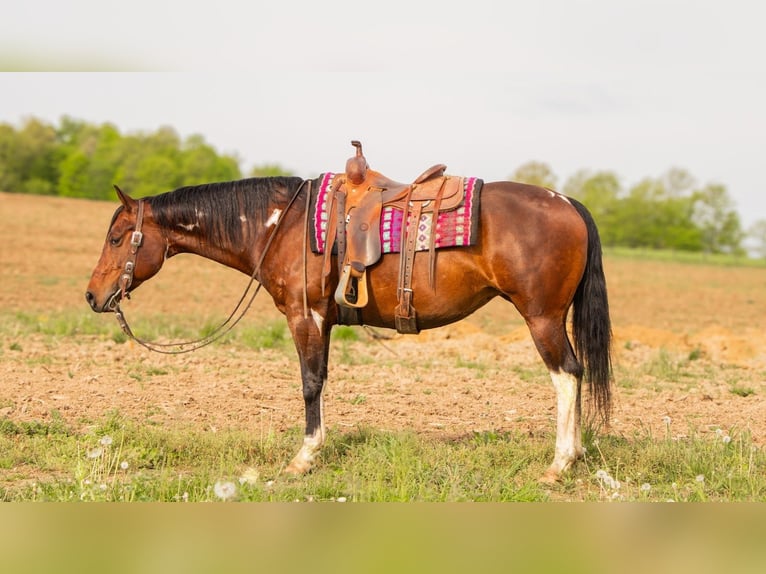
[553,165,744,255]
[0,116,242,200]
[248,163,294,177]
[510,160,557,189]
[692,183,745,255]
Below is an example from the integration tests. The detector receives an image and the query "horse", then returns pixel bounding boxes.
[85,174,612,483]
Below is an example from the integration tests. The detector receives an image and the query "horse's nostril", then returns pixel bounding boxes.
[85,291,95,307]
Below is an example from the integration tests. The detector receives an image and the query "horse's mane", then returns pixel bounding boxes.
[147,177,304,247]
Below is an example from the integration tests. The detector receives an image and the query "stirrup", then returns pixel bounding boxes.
[335,262,369,308]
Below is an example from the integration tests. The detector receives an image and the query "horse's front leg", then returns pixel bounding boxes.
[283,306,332,475]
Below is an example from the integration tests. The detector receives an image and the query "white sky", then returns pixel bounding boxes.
[2,0,765,227]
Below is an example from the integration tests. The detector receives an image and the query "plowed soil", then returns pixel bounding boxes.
[2,192,765,445]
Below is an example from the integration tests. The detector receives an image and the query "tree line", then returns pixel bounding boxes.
[0,116,293,202]
[511,162,765,258]
[1,116,764,257]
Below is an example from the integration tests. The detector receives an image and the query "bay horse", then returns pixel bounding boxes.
[85,174,612,483]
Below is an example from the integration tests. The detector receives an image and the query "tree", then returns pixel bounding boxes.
[0,118,59,194]
[562,170,621,245]
[510,161,557,189]
[179,134,241,186]
[692,183,744,254]
[249,163,294,177]
[614,177,700,250]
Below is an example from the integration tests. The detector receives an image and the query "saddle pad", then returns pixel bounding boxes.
[310,172,482,254]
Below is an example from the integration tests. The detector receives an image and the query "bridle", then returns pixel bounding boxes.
[118,198,146,303]
[110,179,310,354]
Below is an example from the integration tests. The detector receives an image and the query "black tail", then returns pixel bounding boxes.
[569,198,612,422]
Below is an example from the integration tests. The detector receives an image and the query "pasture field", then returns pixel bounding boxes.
[1,191,765,501]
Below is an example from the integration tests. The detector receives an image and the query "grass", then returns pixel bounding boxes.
[0,413,763,502]
[2,244,765,502]
[604,246,766,268]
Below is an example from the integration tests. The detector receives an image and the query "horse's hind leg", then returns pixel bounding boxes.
[525,314,585,483]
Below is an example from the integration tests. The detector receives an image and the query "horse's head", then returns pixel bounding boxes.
[85,186,167,313]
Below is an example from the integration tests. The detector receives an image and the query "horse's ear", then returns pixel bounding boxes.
[114,185,136,211]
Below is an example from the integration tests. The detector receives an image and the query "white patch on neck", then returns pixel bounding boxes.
[177,222,199,231]
[239,214,247,223]
[265,209,282,227]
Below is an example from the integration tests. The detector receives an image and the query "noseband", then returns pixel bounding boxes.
[118,199,146,302]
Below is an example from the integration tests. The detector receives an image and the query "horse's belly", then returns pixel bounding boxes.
[358,250,497,330]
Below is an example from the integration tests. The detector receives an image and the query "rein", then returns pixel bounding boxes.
[112,179,310,354]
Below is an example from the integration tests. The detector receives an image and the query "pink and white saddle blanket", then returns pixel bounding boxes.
[309,172,482,255]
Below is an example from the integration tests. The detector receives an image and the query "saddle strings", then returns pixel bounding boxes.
[113,179,310,355]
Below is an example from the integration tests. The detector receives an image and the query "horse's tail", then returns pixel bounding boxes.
[569,198,612,422]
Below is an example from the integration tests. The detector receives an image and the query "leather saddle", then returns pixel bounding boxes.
[323,141,465,334]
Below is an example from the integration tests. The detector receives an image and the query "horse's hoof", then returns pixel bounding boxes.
[538,468,561,484]
[283,458,311,476]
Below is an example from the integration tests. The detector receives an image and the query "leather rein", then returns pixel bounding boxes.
[111,179,310,354]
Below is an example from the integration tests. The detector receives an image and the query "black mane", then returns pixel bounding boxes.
[147,176,304,247]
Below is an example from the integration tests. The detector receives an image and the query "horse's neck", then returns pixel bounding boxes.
[164,207,282,276]
[158,177,304,275]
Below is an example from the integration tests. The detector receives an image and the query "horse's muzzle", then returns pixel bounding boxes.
[85,290,120,313]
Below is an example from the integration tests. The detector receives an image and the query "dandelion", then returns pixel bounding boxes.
[640,483,651,493]
[119,461,129,470]
[336,497,347,503]
[213,480,237,501]
[595,469,609,480]
[722,435,731,445]
[695,474,705,484]
[99,435,113,447]
[87,447,103,459]
[662,416,672,425]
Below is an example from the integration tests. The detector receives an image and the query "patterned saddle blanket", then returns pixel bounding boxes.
[309,172,482,255]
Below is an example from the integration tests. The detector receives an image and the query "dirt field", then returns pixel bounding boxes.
[2,191,765,445]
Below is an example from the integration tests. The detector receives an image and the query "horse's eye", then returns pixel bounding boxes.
[109,235,122,247]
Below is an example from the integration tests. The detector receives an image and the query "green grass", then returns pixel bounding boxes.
[604,246,766,268]
[1,413,763,502]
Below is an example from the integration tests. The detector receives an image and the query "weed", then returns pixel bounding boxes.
[688,346,703,361]
[730,384,756,397]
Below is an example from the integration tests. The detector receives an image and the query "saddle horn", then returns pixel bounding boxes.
[346,140,368,185]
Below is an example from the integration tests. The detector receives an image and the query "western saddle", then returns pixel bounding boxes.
[322,141,465,334]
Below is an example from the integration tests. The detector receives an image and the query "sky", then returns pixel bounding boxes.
[2,1,765,227]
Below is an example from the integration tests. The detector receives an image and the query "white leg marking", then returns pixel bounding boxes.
[542,371,581,482]
[284,389,326,475]
[265,208,282,228]
[311,308,324,333]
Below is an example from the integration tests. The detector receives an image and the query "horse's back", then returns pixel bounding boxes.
[353,180,589,330]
